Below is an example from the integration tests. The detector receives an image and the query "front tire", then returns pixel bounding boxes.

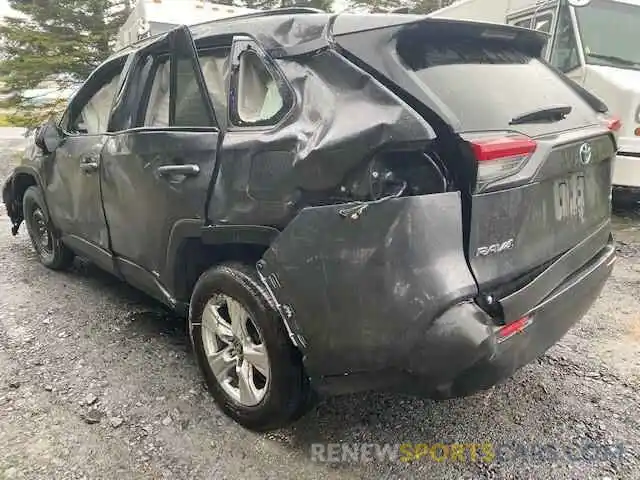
[189,263,312,431]
[22,186,74,270]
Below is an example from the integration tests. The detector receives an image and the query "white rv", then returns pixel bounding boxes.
[116,0,258,50]
[430,0,640,190]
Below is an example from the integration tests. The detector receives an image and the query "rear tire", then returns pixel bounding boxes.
[22,186,74,271]
[189,262,313,431]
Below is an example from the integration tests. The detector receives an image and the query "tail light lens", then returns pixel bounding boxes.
[597,114,621,145]
[463,133,537,190]
[496,315,533,343]
[606,116,622,132]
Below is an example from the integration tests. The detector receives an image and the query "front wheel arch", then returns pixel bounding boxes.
[4,170,46,234]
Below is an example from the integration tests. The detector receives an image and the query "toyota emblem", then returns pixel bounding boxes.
[579,142,592,165]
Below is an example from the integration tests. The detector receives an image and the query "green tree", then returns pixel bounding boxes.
[281,0,332,11]
[0,0,132,126]
[348,0,454,13]
[412,0,455,14]
[240,0,331,11]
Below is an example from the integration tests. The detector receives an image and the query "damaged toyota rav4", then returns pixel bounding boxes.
[3,10,619,431]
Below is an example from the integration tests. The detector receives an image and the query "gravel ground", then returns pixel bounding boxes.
[1,136,639,479]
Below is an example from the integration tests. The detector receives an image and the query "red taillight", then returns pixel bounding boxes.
[469,136,537,162]
[497,315,532,342]
[464,133,537,189]
[607,116,622,132]
[598,113,622,133]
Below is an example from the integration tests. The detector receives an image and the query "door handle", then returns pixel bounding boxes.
[156,164,200,177]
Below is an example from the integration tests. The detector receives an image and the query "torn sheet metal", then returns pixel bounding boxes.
[207,49,437,227]
[191,12,332,58]
[258,192,478,380]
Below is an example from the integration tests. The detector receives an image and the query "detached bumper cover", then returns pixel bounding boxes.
[258,193,615,397]
[258,192,478,379]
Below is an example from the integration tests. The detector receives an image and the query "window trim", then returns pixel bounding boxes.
[227,37,295,130]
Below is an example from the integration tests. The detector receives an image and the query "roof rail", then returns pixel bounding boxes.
[113,7,325,54]
[189,6,325,28]
[113,31,167,54]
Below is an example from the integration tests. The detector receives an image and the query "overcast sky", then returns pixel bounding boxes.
[0,0,13,17]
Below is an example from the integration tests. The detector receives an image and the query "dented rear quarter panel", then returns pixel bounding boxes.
[258,192,478,379]
[207,48,437,227]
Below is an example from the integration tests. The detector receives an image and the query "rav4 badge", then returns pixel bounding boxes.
[476,238,515,257]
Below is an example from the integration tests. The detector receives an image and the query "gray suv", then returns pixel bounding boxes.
[2,9,618,431]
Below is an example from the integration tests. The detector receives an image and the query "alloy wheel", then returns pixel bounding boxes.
[31,207,53,256]
[201,293,270,407]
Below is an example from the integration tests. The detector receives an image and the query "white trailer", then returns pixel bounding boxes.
[116,0,258,50]
[430,0,640,190]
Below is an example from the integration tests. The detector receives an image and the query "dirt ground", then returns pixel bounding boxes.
[1,136,639,479]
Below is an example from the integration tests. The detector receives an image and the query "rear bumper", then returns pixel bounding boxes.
[435,239,615,398]
[313,239,615,397]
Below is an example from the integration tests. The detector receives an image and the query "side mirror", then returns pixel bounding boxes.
[34,118,63,154]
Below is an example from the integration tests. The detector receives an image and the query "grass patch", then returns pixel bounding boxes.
[0,113,17,127]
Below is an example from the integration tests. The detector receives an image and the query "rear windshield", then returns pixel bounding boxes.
[398,39,597,134]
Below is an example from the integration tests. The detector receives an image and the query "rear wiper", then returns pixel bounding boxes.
[509,105,572,125]
[587,52,640,68]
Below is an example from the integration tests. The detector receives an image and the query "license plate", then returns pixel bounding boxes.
[553,172,586,223]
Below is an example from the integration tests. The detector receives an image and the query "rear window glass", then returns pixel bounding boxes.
[398,40,596,133]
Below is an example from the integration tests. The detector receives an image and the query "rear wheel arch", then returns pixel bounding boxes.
[174,239,271,304]
[167,223,280,305]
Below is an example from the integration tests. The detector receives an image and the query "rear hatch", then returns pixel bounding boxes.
[333,16,616,315]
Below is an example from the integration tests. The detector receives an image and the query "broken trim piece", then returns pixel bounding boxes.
[256,260,306,348]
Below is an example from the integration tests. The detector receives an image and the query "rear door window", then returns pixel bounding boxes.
[398,39,596,135]
[234,50,285,125]
[174,55,215,127]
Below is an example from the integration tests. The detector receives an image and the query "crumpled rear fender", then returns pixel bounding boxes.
[256,191,479,379]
